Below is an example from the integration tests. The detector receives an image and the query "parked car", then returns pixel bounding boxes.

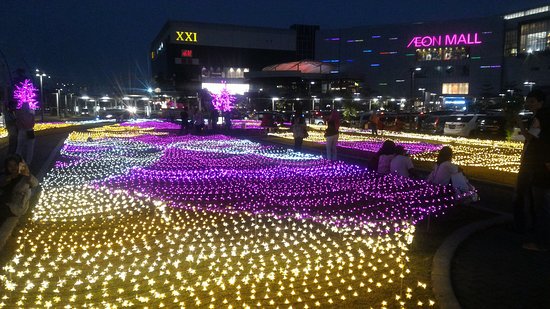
[443,114,485,137]
[419,114,451,134]
[99,109,130,121]
[470,115,506,139]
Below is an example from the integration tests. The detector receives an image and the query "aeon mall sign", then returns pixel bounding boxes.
[407,33,482,48]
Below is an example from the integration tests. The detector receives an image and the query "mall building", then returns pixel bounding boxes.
[316,5,550,110]
[150,5,550,111]
[150,21,318,98]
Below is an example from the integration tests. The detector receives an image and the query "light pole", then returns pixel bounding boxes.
[418,88,426,110]
[524,81,535,93]
[271,97,278,111]
[35,70,48,122]
[410,68,421,111]
[55,89,61,117]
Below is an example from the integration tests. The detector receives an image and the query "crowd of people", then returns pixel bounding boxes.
[178,106,232,135]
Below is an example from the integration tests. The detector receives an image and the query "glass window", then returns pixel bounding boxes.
[442,83,469,95]
[504,30,518,56]
[520,20,550,53]
[416,47,470,61]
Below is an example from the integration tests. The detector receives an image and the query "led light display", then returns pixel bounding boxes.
[271,126,523,173]
[13,79,39,110]
[0,122,454,307]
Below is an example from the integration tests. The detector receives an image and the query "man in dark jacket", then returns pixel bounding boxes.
[525,106,550,251]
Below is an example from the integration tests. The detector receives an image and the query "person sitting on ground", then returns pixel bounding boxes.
[377,140,397,174]
[368,140,396,173]
[390,145,416,177]
[0,154,39,220]
[427,146,461,185]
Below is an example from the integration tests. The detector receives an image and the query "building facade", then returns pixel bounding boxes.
[150,21,318,97]
[150,5,550,111]
[315,5,550,110]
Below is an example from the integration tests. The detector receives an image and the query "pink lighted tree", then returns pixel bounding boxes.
[211,81,236,112]
[13,79,39,110]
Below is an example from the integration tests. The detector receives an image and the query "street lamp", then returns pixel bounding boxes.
[418,88,426,110]
[271,97,278,111]
[332,97,342,109]
[35,70,49,122]
[410,68,421,111]
[55,88,62,117]
[524,81,536,92]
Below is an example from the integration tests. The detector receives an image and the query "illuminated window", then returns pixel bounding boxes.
[504,30,518,56]
[416,47,470,61]
[520,20,550,53]
[442,83,469,95]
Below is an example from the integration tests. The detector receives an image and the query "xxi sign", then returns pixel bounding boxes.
[175,31,198,42]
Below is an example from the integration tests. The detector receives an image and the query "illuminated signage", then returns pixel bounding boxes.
[181,50,193,57]
[202,82,249,95]
[407,33,481,48]
[175,31,198,42]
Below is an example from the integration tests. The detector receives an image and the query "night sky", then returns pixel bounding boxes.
[0,0,548,92]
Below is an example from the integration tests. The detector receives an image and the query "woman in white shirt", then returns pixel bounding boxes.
[428,146,460,185]
[390,145,415,177]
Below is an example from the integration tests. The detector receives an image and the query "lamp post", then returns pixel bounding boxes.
[332,97,342,110]
[418,88,426,111]
[55,88,61,117]
[410,67,421,111]
[524,81,535,92]
[271,97,278,111]
[35,70,48,122]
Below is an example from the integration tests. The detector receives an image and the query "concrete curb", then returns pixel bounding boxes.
[431,214,512,309]
[0,137,66,251]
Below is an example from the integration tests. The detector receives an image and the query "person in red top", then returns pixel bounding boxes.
[369,112,380,135]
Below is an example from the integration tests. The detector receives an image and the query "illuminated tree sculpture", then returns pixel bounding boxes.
[13,79,39,110]
[211,81,236,112]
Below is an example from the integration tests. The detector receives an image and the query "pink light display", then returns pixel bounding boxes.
[407,33,482,48]
[13,79,39,110]
[211,81,236,112]
[84,134,456,232]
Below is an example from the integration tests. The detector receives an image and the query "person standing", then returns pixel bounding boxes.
[2,98,18,154]
[224,111,232,131]
[210,108,219,132]
[193,108,204,135]
[514,90,547,234]
[179,107,189,135]
[526,124,550,251]
[325,110,340,160]
[291,117,308,151]
[369,111,380,135]
[15,100,36,165]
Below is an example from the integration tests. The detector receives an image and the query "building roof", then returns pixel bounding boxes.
[262,61,333,74]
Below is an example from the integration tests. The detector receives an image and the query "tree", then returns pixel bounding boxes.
[211,81,236,112]
[13,79,39,110]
